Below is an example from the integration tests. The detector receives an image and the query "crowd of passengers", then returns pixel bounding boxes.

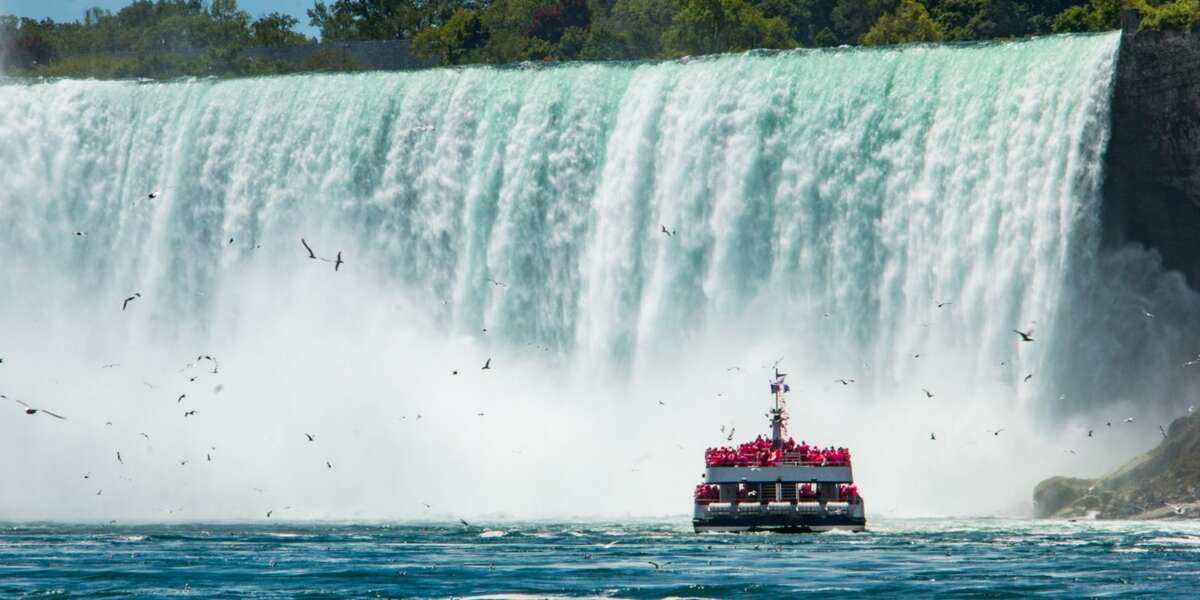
[704,436,852,467]
[692,483,861,502]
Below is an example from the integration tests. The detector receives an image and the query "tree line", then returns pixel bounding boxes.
[2,0,1198,77]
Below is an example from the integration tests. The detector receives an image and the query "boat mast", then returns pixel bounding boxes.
[770,369,788,448]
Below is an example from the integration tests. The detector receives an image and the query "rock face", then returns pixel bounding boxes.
[1033,412,1200,519]
[1105,24,1200,286]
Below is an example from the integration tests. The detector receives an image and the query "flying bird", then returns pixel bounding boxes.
[987,429,1005,436]
[122,293,141,311]
[304,433,315,442]
[460,519,471,528]
[266,510,274,518]
[930,433,936,441]
[148,191,160,199]
[835,379,854,385]
[1024,374,1033,382]
[1167,503,1188,515]
[177,394,186,403]
[1087,429,1094,438]
[334,251,343,272]
[660,225,673,237]
[922,388,934,399]
[1124,417,1134,423]
[488,278,506,288]
[184,410,197,417]
[482,358,491,370]
[116,451,123,464]
[726,427,735,441]
[7,397,66,420]
[301,238,317,260]
[139,432,150,440]
[936,301,952,308]
[326,461,332,469]
[1160,425,1168,438]
[1141,308,1155,319]
[1013,329,1035,342]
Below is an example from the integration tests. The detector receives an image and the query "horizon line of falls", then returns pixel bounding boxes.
[2,31,1197,520]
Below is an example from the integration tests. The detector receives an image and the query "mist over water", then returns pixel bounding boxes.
[1,31,1197,521]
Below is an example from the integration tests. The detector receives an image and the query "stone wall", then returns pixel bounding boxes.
[242,40,436,71]
[1105,14,1200,286]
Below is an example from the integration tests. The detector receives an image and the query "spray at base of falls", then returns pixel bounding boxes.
[1,32,1196,520]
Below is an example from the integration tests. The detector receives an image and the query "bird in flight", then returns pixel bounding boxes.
[139,432,150,440]
[122,293,141,311]
[482,358,491,370]
[922,388,934,398]
[488,278,506,288]
[1141,308,1155,319]
[936,301,952,308]
[987,429,1005,436]
[117,451,123,464]
[1013,329,1034,342]
[930,432,936,441]
[835,379,854,385]
[726,427,735,441]
[1125,417,1134,423]
[1087,429,1094,438]
[5,396,66,419]
[184,410,197,417]
[459,519,471,528]
[148,190,160,199]
[326,461,332,469]
[1160,425,1168,438]
[660,225,673,237]
[177,394,186,403]
[301,238,318,260]
[305,433,315,442]
[266,510,274,518]
[1023,374,1033,382]
[1167,503,1187,515]
[334,251,343,272]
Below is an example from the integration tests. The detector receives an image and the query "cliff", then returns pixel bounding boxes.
[1033,412,1200,519]
[1105,19,1200,286]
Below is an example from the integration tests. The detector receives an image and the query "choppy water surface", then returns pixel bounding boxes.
[2,518,1198,597]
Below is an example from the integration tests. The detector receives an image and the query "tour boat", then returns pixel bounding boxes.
[693,372,867,533]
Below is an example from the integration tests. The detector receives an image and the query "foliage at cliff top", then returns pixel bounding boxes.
[2,0,1199,77]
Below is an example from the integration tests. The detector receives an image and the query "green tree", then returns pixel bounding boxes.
[661,0,795,56]
[860,0,945,45]
[251,12,311,46]
[413,7,488,64]
[831,0,895,42]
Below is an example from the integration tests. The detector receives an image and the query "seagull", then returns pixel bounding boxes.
[922,388,934,398]
[1087,429,1094,438]
[1064,449,1077,455]
[1013,329,1035,342]
[1141,308,1155,319]
[1124,417,1134,423]
[266,510,274,518]
[116,451,123,464]
[326,461,332,469]
[7,397,66,419]
[488,278,506,288]
[74,231,86,237]
[1106,421,1112,428]
[334,252,343,272]
[657,400,666,406]
[1167,503,1187,515]
[1185,355,1200,367]
[228,237,234,245]
[835,379,854,385]
[602,541,618,549]
[660,225,673,237]
[451,370,459,375]
[987,429,1005,436]
[184,410,197,417]
[1160,425,1168,438]
[936,301,952,308]
[304,433,315,442]
[148,191,160,199]
[122,293,141,311]
[726,427,735,441]
[477,412,485,417]
[422,503,431,509]
[1024,374,1033,382]
[459,519,471,528]
[482,358,491,370]
[301,238,317,260]
[177,394,186,403]
[139,432,150,440]
[648,561,663,570]
[207,454,211,462]
[930,433,936,441]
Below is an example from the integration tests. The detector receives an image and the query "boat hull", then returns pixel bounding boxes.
[693,513,866,533]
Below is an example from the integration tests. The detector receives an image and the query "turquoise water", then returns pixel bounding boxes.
[3,519,1198,597]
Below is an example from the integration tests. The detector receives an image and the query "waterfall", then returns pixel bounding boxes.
[2,32,1192,519]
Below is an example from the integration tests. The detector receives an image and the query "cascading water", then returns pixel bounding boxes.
[1,31,1196,520]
